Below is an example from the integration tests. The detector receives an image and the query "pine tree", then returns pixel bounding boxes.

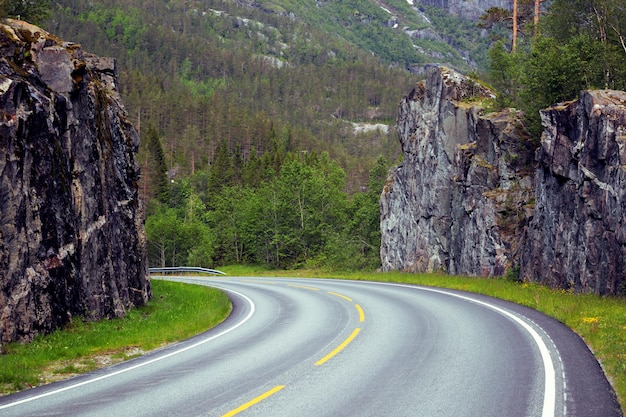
[242,147,262,188]
[208,140,233,199]
[143,124,169,205]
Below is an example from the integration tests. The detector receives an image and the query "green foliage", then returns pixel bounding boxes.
[314,231,373,271]
[518,36,589,134]
[84,6,146,50]
[44,0,414,192]
[50,0,624,200]
[146,145,390,271]
[145,194,216,268]
[319,155,391,271]
[207,140,235,198]
[505,265,521,282]
[179,57,225,97]
[1,0,51,23]
[208,185,262,264]
[225,153,348,268]
[487,41,523,110]
[485,0,626,137]
[142,125,169,204]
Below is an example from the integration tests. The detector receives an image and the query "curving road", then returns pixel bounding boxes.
[0,276,621,417]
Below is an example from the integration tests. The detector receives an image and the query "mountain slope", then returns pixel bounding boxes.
[241,0,497,71]
[45,0,427,193]
[42,0,502,194]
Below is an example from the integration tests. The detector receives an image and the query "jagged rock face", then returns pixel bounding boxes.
[419,0,511,20]
[380,65,535,276]
[0,20,151,344]
[520,91,626,295]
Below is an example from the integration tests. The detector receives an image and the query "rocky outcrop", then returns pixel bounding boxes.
[0,19,151,344]
[380,65,535,276]
[520,91,626,295]
[419,0,511,20]
[381,65,626,295]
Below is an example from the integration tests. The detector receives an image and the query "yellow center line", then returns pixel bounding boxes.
[315,328,361,366]
[327,291,352,302]
[239,280,278,285]
[221,385,285,417]
[355,304,365,322]
[287,284,320,291]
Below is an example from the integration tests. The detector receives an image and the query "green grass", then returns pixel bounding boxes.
[221,266,626,410]
[0,280,231,394]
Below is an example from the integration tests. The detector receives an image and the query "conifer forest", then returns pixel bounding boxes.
[7,0,624,270]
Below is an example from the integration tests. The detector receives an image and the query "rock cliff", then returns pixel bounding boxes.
[381,65,626,295]
[520,91,626,295]
[380,65,535,276]
[418,0,511,20]
[0,19,151,344]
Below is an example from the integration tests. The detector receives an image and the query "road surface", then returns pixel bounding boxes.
[0,276,620,416]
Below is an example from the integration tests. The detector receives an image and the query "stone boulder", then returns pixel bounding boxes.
[0,20,151,344]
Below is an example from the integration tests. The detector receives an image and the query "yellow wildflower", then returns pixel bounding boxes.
[581,317,600,324]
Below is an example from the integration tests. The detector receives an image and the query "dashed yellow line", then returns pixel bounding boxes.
[239,280,278,285]
[288,284,320,291]
[327,291,352,302]
[315,328,361,366]
[219,284,366,414]
[221,385,285,417]
[355,304,365,322]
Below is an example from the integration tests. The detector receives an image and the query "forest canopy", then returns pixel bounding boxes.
[484,0,626,134]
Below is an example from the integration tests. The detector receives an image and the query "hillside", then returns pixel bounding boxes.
[41,0,502,194]
[35,0,517,270]
[236,0,496,71]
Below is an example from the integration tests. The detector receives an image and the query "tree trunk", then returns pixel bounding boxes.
[512,0,518,53]
[534,0,540,36]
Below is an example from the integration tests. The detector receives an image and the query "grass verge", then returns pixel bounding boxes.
[0,279,231,395]
[220,265,626,410]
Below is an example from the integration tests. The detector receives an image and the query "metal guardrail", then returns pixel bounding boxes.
[148,266,226,276]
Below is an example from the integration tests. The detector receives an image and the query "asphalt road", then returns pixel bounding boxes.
[0,276,621,417]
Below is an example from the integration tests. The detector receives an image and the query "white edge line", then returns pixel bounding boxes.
[369,281,557,417]
[0,286,255,410]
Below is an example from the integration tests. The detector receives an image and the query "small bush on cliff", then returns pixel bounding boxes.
[504,265,521,283]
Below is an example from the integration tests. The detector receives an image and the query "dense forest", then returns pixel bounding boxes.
[43,0,424,189]
[483,0,626,134]
[36,0,424,270]
[4,0,625,271]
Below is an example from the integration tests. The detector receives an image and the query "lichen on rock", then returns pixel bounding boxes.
[381,65,626,295]
[380,65,535,277]
[0,19,151,344]
[520,90,626,295]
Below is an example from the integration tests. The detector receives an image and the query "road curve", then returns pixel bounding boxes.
[0,276,620,417]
